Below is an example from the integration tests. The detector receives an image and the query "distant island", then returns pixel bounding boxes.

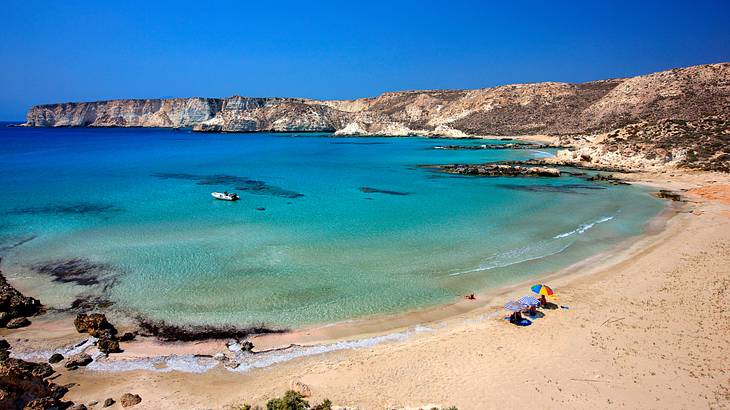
[24,62,730,173]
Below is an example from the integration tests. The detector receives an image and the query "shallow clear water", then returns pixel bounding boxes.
[0,125,664,328]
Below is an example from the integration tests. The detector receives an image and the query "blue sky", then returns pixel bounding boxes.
[1,0,729,120]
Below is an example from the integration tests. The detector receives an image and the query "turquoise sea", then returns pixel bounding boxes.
[0,124,664,328]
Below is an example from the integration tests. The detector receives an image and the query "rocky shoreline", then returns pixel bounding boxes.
[432,142,557,150]
[432,163,561,177]
[1,260,44,330]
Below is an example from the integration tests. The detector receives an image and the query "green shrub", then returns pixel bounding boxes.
[266,391,309,410]
[241,391,333,410]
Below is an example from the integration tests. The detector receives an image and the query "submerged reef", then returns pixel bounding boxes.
[135,316,286,342]
[6,202,121,216]
[358,187,410,196]
[31,258,116,288]
[495,184,606,194]
[152,172,304,199]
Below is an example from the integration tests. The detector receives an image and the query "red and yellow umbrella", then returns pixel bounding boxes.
[531,284,554,296]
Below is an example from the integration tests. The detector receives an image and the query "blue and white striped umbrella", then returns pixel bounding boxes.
[504,301,524,312]
[518,296,540,307]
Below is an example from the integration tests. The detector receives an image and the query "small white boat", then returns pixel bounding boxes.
[211,192,239,201]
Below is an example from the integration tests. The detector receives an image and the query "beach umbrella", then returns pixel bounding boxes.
[518,296,540,307]
[504,301,523,312]
[531,284,554,296]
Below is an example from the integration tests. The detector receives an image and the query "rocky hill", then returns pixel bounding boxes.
[23,63,730,171]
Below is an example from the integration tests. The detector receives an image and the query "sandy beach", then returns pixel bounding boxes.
[1,170,728,409]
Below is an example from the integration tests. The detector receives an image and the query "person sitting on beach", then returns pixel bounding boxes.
[510,311,523,324]
[528,304,537,316]
[539,295,547,307]
[465,293,476,300]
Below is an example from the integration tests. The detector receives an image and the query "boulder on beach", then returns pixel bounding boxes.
[74,313,116,337]
[97,336,121,354]
[48,353,64,364]
[22,397,67,410]
[65,353,92,369]
[120,393,142,407]
[103,398,115,407]
[119,332,136,342]
[5,316,31,329]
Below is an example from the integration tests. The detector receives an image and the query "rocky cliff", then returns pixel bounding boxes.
[24,63,730,171]
[26,98,224,128]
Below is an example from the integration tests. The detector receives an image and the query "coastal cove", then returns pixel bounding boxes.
[0,125,665,332]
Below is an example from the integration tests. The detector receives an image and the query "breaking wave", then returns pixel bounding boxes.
[553,216,614,239]
[450,215,616,276]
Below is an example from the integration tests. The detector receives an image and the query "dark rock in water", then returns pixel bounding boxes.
[652,190,683,201]
[65,353,92,368]
[6,316,30,329]
[74,313,116,337]
[120,393,142,407]
[256,207,266,211]
[359,187,410,196]
[48,353,64,364]
[435,164,561,177]
[135,316,285,342]
[585,173,630,185]
[0,264,44,327]
[500,159,632,173]
[31,258,112,287]
[104,398,115,407]
[152,172,304,199]
[97,336,121,355]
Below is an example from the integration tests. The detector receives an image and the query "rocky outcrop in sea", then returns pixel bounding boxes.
[434,164,561,177]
